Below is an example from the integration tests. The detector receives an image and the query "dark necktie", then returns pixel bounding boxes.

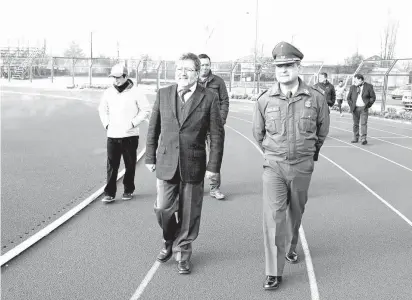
[286,91,293,99]
[179,89,190,103]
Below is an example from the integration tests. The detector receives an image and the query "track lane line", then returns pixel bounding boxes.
[225,124,320,300]
[0,148,146,266]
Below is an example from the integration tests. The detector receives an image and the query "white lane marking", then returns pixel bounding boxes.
[332,120,411,137]
[225,124,320,300]
[1,90,98,103]
[0,148,146,266]
[328,136,412,172]
[320,154,412,228]
[331,126,412,151]
[299,227,320,300]
[331,115,412,132]
[130,262,161,300]
[322,146,353,148]
[230,115,412,171]
[371,137,412,139]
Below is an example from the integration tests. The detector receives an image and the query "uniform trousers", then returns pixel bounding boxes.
[262,158,314,276]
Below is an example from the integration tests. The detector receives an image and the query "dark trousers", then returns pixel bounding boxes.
[262,159,314,276]
[337,99,343,114]
[154,167,204,262]
[352,106,369,141]
[104,136,139,197]
[206,132,222,192]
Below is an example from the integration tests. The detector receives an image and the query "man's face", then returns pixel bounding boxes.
[338,81,344,87]
[275,62,300,85]
[200,58,211,77]
[353,77,363,86]
[319,74,326,83]
[175,59,199,87]
[112,75,127,86]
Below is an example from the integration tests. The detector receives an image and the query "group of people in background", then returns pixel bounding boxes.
[97,41,376,291]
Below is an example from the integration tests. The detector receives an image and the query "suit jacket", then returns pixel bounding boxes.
[347,82,376,112]
[145,84,224,183]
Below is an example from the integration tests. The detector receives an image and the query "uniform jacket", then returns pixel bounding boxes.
[313,80,336,107]
[346,82,376,112]
[98,79,151,138]
[252,79,330,163]
[198,71,229,124]
[145,84,224,182]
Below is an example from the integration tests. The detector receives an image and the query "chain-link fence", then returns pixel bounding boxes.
[2,52,411,110]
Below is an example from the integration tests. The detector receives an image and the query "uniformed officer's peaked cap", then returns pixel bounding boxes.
[272,41,304,65]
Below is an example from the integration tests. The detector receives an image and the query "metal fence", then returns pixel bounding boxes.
[2,54,411,110]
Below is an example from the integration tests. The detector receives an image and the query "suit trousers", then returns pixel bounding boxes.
[154,167,204,262]
[352,106,369,141]
[262,158,313,276]
[104,136,139,197]
[206,132,221,192]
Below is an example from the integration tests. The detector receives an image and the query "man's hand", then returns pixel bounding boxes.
[205,171,218,179]
[145,164,156,172]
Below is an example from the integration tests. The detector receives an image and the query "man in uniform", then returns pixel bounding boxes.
[252,42,330,290]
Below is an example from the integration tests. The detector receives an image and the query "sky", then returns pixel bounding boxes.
[0,0,411,64]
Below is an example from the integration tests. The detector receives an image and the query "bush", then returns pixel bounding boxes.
[331,104,411,121]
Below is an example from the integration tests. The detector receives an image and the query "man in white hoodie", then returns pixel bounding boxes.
[98,64,151,203]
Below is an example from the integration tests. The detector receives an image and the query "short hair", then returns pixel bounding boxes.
[338,79,343,83]
[178,53,201,71]
[198,54,211,63]
[319,72,328,78]
[354,74,364,81]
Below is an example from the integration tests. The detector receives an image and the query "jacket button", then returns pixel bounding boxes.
[176,146,179,149]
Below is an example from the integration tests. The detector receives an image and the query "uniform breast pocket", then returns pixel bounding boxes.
[299,108,317,133]
[265,108,282,135]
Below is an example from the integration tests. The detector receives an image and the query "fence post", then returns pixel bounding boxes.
[72,58,75,87]
[135,60,141,85]
[8,63,11,82]
[51,57,54,83]
[89,58,93,87]
[164,61,167,82]
[156,61,163,91]
[229,62,237,93]
[29,63,33,82]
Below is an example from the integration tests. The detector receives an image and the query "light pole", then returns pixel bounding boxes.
[253,0,259,93]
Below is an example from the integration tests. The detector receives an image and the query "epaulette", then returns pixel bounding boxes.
[311,85,325,96]
[256,89,268,101]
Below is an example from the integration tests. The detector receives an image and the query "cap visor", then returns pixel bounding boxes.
[273,58,300,65]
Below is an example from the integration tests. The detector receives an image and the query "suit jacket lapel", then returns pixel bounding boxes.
[169,84,178,120]
[181,86,205,126]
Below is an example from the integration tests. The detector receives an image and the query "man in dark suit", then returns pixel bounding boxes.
[145,53,224,274]
[346,74,376,145]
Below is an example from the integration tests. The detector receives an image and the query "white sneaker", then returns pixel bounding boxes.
[102,195,115,203]
[340,113,343,117]
[210,190,225,200]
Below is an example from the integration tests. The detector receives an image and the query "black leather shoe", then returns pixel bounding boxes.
[264,276,282,290]
[177,260,191,274]
[351,139,359,143]
[156,244,172,263]
[285,251,298,264]
[361,140,367,145]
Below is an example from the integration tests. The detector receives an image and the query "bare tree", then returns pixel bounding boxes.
[64,41,85,58]
[380,11,399,61]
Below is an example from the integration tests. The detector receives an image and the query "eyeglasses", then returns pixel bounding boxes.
[176,67,196,73]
